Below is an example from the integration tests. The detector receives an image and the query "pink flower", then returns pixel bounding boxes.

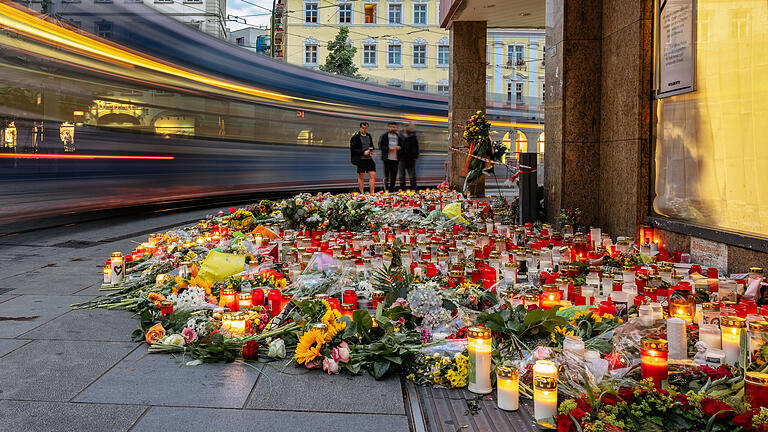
[333,341,350,363]
[468,294,478,305]
[531,346,552,360]
[305,359,322,369]
[323,356,340,374]
[394,298,409,309]
[181,327,197,344]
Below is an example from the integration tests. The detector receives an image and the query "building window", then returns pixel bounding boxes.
[305,45,318,65]
[305,3,318,24]
[388,80,402,88]
[388,44,401,66]
[413,3,427,25]
[364,3,376,24]
[236,37,245,46]
[95,21,113,39]
[437,44,449,66]
[412,44,426,66]
[412,82,426,92]
[516,82,524,103]
[388,3,402,24]
[338,3,352,24]
[363,44,377,66]
[437,83,449,95]
[507,45,524,65]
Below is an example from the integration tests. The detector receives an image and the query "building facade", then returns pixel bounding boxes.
[281,0,544,98]
[229,27,271,54]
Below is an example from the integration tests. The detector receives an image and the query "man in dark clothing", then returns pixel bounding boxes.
[378,122,404,192]
[398,123,419,190]
[349,122,376,194]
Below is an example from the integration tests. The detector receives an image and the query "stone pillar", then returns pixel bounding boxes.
[448,21,487,195]
[544,0,602,227]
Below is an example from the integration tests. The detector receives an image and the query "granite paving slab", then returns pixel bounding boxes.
[1,265,102,296]
[0,295,85,338]
[0,338,30,358]
[130,406,410,432]
[0,400,146,432]
[19,308,137,342]
[246,362,406,415]
[0,294,17,304]
[0,340,138,401]
[75,348,263,408]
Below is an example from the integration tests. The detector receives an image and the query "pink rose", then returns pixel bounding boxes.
[333,341,350,363]
[394,298,409,309]
[468,294,478,305]
[532,346,552,360]
[305,359,322,369]
[323,356,340,374]
[181,327,197,344]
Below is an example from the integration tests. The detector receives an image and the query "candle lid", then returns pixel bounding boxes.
[746,371,768,385]
[641,337,668,352]
[450,270,464,277]
[533,375,557,389]
[159,300,174,308]
[314,293,330,300]
[721,316,746,328]
[748,321,768,332]
[564,334,584,342]
[496,366,519,379]
[237,292,252,298]
[220,288,236,295]
[312,323,328,331]
[702,302,720,311]
[468,327,491,339]
[372,290,385,297]
[110,252,123,258]
[750,267,764,274]
[542,284,559,293]
[341,303,354,311]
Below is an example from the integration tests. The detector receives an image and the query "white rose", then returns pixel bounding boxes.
[164,334,185,347]
[268,338,286,358]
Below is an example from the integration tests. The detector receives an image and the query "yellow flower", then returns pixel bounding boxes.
[295,328,325,364]
[321,306,346,341]
[554,325,574,337]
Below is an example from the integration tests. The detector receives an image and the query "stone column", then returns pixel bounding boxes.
[448,21,487,195]
[544,0,602,226]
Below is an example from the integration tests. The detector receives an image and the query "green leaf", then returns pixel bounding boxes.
[353,309,373,331]
[373,360,391,379]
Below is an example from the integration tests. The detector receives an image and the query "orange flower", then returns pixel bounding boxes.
[145,323,166,344]
[148,292,166,302]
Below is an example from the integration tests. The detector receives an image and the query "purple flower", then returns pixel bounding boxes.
[420,327,432,343]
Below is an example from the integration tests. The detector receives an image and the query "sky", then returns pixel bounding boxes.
[226,0,273,30]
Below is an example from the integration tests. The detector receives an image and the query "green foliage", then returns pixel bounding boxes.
[372,264,413,306]
[478,304,566,354]
[319,27,360,78]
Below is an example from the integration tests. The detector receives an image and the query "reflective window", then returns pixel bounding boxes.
[388,4,401,24]
[413,3,427,25]
[305,3,318,24]
[437,44,449,66]
[339,3,352,24]
[412,83,426,92]
[413,44,426,66]
[437,84,449,95]
[95,21,112,39]
[305,45,318,65]
[363,44,376,66]
[388,44,401,65]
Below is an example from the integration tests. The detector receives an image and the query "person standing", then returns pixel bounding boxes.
[350,122,376,194]
[378,122,403,192]
[399,123,419,190]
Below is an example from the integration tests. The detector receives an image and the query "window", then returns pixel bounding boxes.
[388,44,401,66]
[515,82,524,103]
[388,4,402,24]
[507,45,524,64]
[305,45,318,65]
[339,3,352,24]
[437,44,449,66]
[236,37,245,46]
[305,3,318,24]
[364,3,376,24]
[363,44,377,66]
[412,82,426,92]
[388,80,402,88]
[413,3,427,25]
[437,83,449,95]
[95,21,112,39]
[413,44,426,66]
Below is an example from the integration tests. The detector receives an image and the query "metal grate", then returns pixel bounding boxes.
[406,382,540,432]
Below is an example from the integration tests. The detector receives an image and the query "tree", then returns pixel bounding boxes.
[319,27,360,78]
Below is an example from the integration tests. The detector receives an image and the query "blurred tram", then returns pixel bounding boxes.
[0,1,541,226]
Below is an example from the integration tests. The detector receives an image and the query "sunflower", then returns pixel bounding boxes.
[295,328,325,365]
[320,302,346,341]
[554,325,575,337]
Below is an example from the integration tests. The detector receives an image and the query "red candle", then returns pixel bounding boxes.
[372,291,385,310]
[482,266,496,290]
[237,292,253,311]
[267,288,282,317]
[281,293,293,312]
[641,337,668,389]
[746,372,768,409]
[252,288,265,307]
[598,301,616,316]
[342,289,358,308]
[341,303,354,318]
[219,288,237,312]
[160,300,174,317]
[540,285,562,310]
[328,298,341,311]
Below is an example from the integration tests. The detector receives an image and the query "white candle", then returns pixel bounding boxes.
[667,317,687,360]
[533,360,558,424]
[496,366,519,411]
[650,302,664,320]
[721,316,746,366]
[468,327,492,394]
[109,252,124,284]
[699,324,722,350]
[638,304,654,326]
[590,227,601,249]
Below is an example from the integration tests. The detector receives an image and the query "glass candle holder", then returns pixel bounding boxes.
[533,360,558,425]
[669,289,695,324]
[467,327,493,394]
[746,372,768,410]
[237,292,252,311]
[159,300,174,317]
[563,335,585,357]
[109,252,124,284]
[371,290,385,310]
[219,288,237,312]
[540,284,562,310]
[702,302,720,325]
[266,288,282,317]
[721,316,746,365]
[341,303,354,318]
[496,366,519,411]
[228,312,247,337]
[641,337,669,389]
[699,324,722,350]
[749,321,768,362]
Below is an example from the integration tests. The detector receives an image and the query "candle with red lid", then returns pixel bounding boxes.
[342,289,358,309]
[641,337,668,389]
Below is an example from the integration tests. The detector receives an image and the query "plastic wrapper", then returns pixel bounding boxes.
[430,309,475,340]
[196,251,245,283]
[518,347,601,398]
[605,317,663,377]
[419,338,468,357]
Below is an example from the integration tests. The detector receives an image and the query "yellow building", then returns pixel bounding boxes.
[282,0,544,97]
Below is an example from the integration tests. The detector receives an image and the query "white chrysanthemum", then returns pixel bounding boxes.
[167,286,210,312]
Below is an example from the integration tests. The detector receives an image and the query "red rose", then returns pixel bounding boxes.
[570,408,588,420]
[600,394,621,406]
[700,398,733,420]
[576,397,592,412]
[557,414,577,432]
[618,388,635,404]
[229,207,236,214]
[242,340,260,360]
[732,413,755,432]
[673,393,690,410]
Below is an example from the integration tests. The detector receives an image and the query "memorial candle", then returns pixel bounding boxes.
[228,312,247,336]
[496,366,519,411]
[699,324,722,350]
[533,360,558,425]
[669,289,695,324]
[341,303,354,318]
[721,316,746,365]
[237,292,252,311]
[467,327,492,394]
[667,317,687,360]
[641,337,668,389]
[749,321,768,362]
[746,372,768,410]
[219,288,237,312]
[159,300,174,317]
[540,284,562,310]
[342,289,358,308]
[103,264,111,284]
[109,252,124,284]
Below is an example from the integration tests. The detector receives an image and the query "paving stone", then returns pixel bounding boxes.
[20,309,137,342]
[0,339,137,401]
[0,400,146,432]
[131,406,410,432]
[75,348,261,408]
[2,265,102,296]
[0,294,17,304]
[71,283,103,296]
[0,295,84,338]
[245,363,405,415]
[0,338,29,357]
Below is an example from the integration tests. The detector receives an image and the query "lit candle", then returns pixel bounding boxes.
[109,252,124,284]
[237,292,253,311]
[667,317,687,360]
[749,321,768,362]
[228,312,247,337]
[467,327,492,394]
[219,288,237,312]
[103,264,111,284]
[533,360,558,426]
[159,300,174,317]
[721,316,746,365]
[371,290,386,310]
[341,303,354,318]
[668,289,695,324]
[266,288,282,317]
[496,366,519,411]
[699,324,722,350]
[641,337,668,389]
[539,284,562,310]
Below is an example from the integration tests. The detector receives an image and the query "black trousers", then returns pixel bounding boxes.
[399,159,417,189]
[384,159,399,191]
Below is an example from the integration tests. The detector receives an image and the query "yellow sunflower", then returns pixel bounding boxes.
[320,302,346,341]
[295,328,325,364]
